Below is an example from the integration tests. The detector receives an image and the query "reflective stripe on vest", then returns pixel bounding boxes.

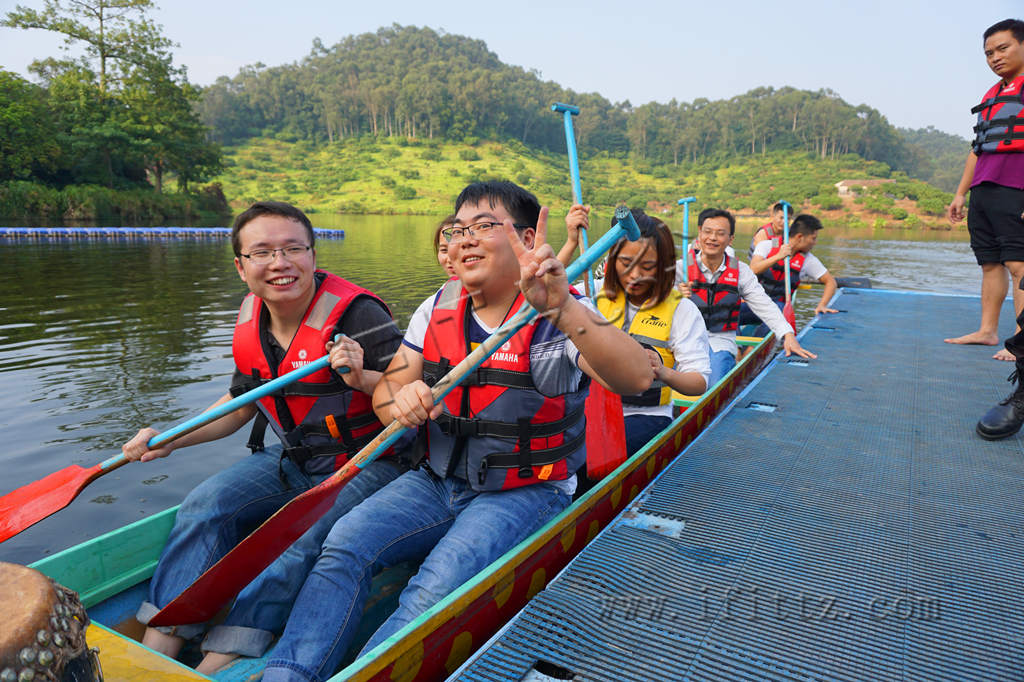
[596,289,680,406]
[688,251,740,333]
[420,279,589,492]
[232,270,390,474]
[757,246,805,302]
[972,75,1024,154]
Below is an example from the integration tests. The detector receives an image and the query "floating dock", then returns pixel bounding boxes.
[451,288,1024,682]
[0,226,344,238]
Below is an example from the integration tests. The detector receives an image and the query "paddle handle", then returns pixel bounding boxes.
[779,199,793,305]
[677,197,695,285]
[553,102,593,299]
[343,207,642,476]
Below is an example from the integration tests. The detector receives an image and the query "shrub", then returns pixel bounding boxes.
[459,149,481,161]
[380,176,396,187]
[420,149,443,162]
[890,207,909,220]
[395,185,416,200]
[399,169,420,179]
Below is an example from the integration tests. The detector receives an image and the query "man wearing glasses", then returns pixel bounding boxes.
[122,201,408,673]
[260,181,653,682]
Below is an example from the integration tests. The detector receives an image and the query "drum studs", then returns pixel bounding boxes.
[34,631,48,646]
[17,670,34,682]
[60,618,69,632]
[35,650,53,668]
[51,634,64,648]
[0,669,15,682]
[16,649,34,666]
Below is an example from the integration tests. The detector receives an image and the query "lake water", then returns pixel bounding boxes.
[0,214,995,564]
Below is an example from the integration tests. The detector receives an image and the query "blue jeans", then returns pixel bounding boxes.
[262,468,572,682]
[624,414,672,457]
[708,349,736,389]
[135,445,405,657]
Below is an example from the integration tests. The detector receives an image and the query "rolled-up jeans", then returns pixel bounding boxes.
[261,467,572,682]
[135,444,405,657]
[708,349,737,389]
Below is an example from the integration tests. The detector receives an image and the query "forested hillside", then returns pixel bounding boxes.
[198,24,956,184]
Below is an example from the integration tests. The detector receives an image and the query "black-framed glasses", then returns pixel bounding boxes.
[239,245,311,265]
[441,221,531,243]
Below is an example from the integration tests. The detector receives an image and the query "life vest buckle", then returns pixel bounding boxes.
[439,415,481,437]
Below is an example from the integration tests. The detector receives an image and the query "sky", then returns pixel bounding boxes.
[0,0,1021,139]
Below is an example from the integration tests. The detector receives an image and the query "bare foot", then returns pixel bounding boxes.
[141,627,185,658]
[993,348,1016,362]
[197,651,240,675]
[944,331,999,345]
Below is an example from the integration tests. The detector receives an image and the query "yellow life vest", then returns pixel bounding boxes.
[596,289,681,406]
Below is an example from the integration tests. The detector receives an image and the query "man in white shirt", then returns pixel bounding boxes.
[677,208,817,386]
[746,213,839,336]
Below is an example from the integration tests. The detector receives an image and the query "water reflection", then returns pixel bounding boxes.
[0,217,982,564]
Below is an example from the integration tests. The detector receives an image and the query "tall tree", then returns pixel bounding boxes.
[2,0,173,95]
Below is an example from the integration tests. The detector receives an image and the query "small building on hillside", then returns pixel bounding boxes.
[835,179,894,196]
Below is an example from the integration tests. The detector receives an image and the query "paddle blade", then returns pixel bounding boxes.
[783,301,797,330]
[585,383,627,480]
[0,464,102,543]
[149,465,359,627]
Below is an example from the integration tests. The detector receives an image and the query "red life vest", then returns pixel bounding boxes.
[420,279,588,492]
[232,271,391,475]
[687,251,740,333]
[757,245,805,302]
[972,74,1024,154]
[748,222,782,258]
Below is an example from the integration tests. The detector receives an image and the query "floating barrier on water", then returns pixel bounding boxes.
[0,226,345,239]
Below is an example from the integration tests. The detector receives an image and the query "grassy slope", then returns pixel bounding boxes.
[216,136,956,229]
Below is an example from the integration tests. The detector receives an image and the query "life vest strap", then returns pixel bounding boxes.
[972,95,1024,114]
[435,405,584,439]
[230,374,350,398]
[423,358,536,390]
[281,442,353,471]
[479,430,587,472]
[623,380,669,407]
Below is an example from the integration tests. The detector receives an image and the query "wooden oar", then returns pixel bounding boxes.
[150,207,643,627]
[778,199,797,329]
[552,102,593,299]
[0,355,349,544]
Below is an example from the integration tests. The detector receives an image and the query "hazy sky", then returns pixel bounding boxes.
[1,0,1021,139]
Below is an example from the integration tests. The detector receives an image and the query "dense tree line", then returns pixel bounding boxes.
[1,0,222,192]
[197,24,954,184]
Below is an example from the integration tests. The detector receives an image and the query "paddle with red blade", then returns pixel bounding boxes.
[149,207,643,627]
[779,199,797,330]
[0,356,350,544]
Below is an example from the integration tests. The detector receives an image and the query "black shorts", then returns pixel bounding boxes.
[967,182,1024,264]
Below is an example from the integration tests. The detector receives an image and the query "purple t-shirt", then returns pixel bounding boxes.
[973,152,1024,191]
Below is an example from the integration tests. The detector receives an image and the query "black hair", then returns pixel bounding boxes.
[603,208,677,305]
[231,201,314,256]
[432,214,456,256]
[771,202,786,213]
[984,19,1024,43]
[698,207,736,235]
[454,181,541,228]
[790,213,824,237]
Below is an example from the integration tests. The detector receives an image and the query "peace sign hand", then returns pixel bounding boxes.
[505,206,571,316]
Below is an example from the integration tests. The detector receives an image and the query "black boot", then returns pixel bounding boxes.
[977,367,1024,440]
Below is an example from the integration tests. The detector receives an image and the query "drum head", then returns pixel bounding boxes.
[0,562,101,681]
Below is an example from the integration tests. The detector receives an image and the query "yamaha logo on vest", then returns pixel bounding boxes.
[492,339,520,364]
[643,315,668,328]
[291,348,313,369]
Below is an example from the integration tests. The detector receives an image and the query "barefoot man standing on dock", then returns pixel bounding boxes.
[946,18,1024,361]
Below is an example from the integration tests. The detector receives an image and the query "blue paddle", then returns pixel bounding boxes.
[552,102,595,299]
[677,196,696,284]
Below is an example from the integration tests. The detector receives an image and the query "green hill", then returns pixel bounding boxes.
[216,136,954,230]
